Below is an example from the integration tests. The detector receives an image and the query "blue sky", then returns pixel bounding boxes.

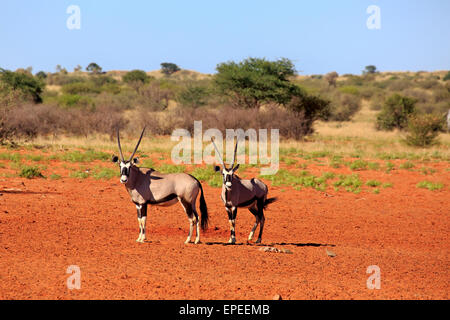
[0,0,449,75]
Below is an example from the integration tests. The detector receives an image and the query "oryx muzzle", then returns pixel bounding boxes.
[211,137,276,244]
[113,128,209,244]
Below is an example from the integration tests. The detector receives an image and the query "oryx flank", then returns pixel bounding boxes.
[112,128,208,244]
[211,138,276,244]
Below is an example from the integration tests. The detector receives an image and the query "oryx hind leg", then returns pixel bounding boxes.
[248,206,260,243]
[136,203,148,243]
[191,200,201,244]
[180,199,196,244]
[255,198,265,244]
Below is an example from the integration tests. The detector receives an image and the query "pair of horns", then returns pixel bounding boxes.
[211,137,238,170]
[117,127,146,162]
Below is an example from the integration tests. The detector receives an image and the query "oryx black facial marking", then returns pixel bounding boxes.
[211,137,276,244]
[113,128,209,244]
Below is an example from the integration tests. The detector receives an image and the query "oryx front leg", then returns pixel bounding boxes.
[136,204,148,243]
[226,207,237,244]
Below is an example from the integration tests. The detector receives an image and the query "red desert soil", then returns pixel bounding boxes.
[0,165,449,300]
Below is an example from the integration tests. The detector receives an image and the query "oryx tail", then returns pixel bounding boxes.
[264,197,277,208]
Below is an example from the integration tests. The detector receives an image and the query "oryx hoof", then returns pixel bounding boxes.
[255,238,262,244]
[228,238,236,244]
[184,239,191,244]
[194,238,201,244]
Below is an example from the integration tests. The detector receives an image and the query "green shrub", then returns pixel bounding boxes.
[399,161,415,170]
[366,180,381,187]
[122,70,150,84]
[333,174,362,193]
[92,167,118,180]
[61,82,101,95]
[350,159,368,171]
[417,180,444,191]
[0,69,44,103]
[405,114,444,147]
[157,163,186,173]
[58,94,93,109]
[19,166,44,179]
[376,94,417,130]
[323,93,360,121]
[177,85,210,108]
[339,86,359,95]
[443,71,450,81]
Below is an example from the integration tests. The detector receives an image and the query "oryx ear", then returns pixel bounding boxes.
[112,155,119,163]
[233,164,240,172]
[214,165,221,172]
[132,158,139,164]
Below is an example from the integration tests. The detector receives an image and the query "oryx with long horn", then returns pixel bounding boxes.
[112,128,208,244]
[211,137,276,244]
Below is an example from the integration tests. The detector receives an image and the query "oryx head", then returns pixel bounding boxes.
[112,127,146,184]
[211,137,239,191]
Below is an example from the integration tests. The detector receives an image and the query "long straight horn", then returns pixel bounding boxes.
[117,130,125,162]
[231,138,238,169]
[211,137,225,168]
[128,127,146,162]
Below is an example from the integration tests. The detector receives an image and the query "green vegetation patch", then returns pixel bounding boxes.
[19,165,44,179]
[416,181,444,191]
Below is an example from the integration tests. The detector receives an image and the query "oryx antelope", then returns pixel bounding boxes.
[112,128,208,244]
[211,138,276,244]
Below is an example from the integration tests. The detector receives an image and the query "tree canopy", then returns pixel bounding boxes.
[122,69,150,84]
[214,57,299,109]
[86,62,102,74]
[0,68,44,103]
[160,63,180,76]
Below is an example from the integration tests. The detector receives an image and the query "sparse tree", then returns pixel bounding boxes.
[86,62,102,74]
[123,69,151,91]
[74,65,82,72]
[160,62,180,76]
[363,65,378,75]
[325,71,339,87]
[55,65,67,74]
[35,71,47,79]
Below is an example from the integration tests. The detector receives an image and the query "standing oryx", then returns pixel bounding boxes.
[211,138,276,244]
[112,128,208,244]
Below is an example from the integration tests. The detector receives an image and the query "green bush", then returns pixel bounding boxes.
[58,94,93,108]
[338,86,359,96]
[405,114,444,147]
[326,94,361,121]
[19,166,44,179]
[443,71,450,81]
[417,180,444,191]
[376,94,417,130]
[0,69,44,103]
[161,63,180,76]
[177,85,210,108]
[61,81,101,95]
[122,70,150,84]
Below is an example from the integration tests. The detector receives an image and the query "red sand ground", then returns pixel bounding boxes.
[0,163,449,300]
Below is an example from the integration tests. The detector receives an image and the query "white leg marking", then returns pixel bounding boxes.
[228,219,236,244]
[185,218,194,244]
[248,217,260,242]
[195,217,200,244]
